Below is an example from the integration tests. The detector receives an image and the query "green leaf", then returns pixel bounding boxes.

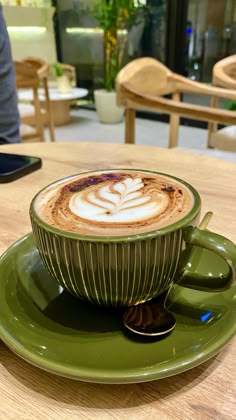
[225,100,236,111]
[53,62,63,77]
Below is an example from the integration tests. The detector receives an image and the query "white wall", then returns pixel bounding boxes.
[3,5,57,63]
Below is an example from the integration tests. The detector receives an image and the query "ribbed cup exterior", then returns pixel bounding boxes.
[31,218,184,307]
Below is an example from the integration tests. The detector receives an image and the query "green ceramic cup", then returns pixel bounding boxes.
[30,170,236,307]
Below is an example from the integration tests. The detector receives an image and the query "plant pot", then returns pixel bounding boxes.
[94,89,124,124]
[57,75,72,94]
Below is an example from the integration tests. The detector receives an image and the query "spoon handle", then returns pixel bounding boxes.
[199,212,213,230]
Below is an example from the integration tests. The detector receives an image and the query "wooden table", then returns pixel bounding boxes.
[0,142,236,420]
[18,87,88,126]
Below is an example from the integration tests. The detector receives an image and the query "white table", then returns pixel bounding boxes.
[18,87,88,126]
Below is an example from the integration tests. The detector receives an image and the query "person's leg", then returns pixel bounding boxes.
[0,5,21,144]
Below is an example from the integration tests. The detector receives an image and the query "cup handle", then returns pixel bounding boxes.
[177,226,236,291]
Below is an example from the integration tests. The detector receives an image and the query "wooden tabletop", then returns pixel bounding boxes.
[0,142,236,420]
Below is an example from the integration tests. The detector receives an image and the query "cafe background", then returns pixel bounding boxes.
[3,0,236,125]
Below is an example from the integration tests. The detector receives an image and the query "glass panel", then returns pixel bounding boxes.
[54,0,168,104]
[141,0,167,63]
[187,0,236,82]
[55,0,103,103]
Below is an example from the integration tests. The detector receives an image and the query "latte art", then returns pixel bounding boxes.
[34,170,194,236]
[70,177,169,223]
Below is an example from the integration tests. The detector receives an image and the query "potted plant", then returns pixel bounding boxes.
[53,62,72,94]
[87,0,147,123]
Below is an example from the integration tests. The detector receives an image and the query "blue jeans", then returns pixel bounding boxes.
[0,5,20,144]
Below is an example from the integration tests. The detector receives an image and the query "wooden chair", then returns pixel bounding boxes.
[16,56,55,142]
[208,55,236,151]
[15,60,45,142]
[116,57,236,148]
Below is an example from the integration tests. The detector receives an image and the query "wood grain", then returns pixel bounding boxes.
[0,142,236,419]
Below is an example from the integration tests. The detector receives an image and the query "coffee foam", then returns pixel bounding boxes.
[34,170,194,236]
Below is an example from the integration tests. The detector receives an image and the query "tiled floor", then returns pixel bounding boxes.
[46,109,236,163]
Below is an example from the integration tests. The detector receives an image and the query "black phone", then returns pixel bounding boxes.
[0,152,42,183]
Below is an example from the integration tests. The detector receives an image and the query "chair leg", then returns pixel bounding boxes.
[125,109,136,144]
[43,78,55,142]
[48,117,55,142]
[207,96,219,148]
[168,92,180,148]
[33,87,45,142]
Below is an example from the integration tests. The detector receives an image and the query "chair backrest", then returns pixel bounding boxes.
[213,54,236,89]
[207,55,236,150]
[117,58,174,101]
[22,56,50,79]
[15,61,39,89]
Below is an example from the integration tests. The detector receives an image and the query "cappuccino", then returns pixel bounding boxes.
[34,170,194,236]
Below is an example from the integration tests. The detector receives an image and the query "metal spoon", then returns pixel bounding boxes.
[123,212,213,337]
[123,288,176,337]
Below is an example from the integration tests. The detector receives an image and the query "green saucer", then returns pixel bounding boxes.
[0,233,236,384]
